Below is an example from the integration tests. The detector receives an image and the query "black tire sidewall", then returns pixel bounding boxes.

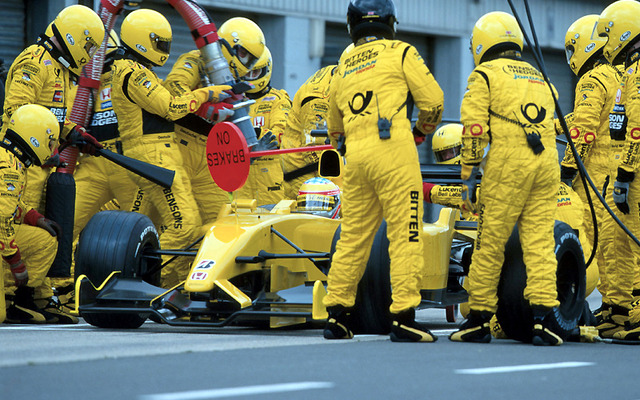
[496,220,585,342]
[75,211,160,285]
[330,222,392,334]
[75,211,160,329]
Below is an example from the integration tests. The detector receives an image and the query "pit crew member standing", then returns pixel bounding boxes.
[163,49,232,225]
[2,5,105,211]
[110,9,227,288]
[601,0,640,341]
[448,12,563,346]
[1,105,65,324]
[57,31,141,299]
[237,46,291,205]
[323,0,444,342]
[559,15,626,336]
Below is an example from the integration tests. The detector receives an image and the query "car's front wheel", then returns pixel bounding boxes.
[75,211,161,329]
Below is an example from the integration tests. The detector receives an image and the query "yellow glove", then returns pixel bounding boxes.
[578,326,600,343]
[191,85,234,104]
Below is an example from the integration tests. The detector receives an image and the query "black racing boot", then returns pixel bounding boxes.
[532,306,564,346]
[449,310,492,343]
[593,302,612,325]
[596,304,629,338]
[390,308,437,342]
[5,287,46,324]
[323,305,354,340]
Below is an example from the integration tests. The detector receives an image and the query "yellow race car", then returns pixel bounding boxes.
[74,162,587,343]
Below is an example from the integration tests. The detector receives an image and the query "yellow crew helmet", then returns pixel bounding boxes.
[432,124,462,165]
[49,5,105,76]
[218,17,266,80]
[598,0,640,64]
[120,9,172,67]
[470,11,523,66]
[565,15,606,76]
[244,46,272,94]
[3,104,60,167]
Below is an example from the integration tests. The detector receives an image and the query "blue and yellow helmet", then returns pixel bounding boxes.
[296,177,341,219]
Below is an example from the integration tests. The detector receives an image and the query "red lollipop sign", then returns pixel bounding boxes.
[207,121,336,192]
[206,122,250,192]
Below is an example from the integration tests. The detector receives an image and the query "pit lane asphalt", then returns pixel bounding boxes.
[0,292,634,400]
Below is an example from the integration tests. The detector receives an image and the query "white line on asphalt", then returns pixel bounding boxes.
[138,382,335,400]
[455,361,595,375]
[0,323,93,331]
[433,329,457,335]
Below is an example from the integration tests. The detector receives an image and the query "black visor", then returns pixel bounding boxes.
[434,145,461,163]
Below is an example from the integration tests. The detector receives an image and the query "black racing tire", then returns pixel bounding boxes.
[496,220,585,343]
[330,222,392,334]
[75,211,161,329]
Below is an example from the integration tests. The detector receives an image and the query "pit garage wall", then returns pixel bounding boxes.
[13,0,605,113]
[190,0,605,113]
[0,0,26,67]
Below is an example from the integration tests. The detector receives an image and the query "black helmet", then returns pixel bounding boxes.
[347,0,397,43]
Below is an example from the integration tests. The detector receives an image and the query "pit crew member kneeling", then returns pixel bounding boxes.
[1,105,73,324]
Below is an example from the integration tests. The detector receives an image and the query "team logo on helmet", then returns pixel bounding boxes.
[585,43,596,53]
[66,33,75,45]
[136,44,148,53]
[621,31,631,41]
[475,44,483,55]
[30,137,40,148]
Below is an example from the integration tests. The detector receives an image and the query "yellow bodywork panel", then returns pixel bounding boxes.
[420,207,457,291]
[214,279,252,309]
[185,202,337,295]
[312,280,328,320]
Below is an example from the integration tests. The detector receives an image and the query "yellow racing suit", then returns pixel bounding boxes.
[612,51,640,326]
[61,68,141,289]
[2,43,79,213]
[1,149,57,298]
[1,41,78,300]
[561,62,624,307]
[163,50,230,225]
[111,58,203,288]
[324,38,443,314]
[281,65,336,199]
[236,87,291,205]
[461,56,560,313]
[1,43,78,138]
